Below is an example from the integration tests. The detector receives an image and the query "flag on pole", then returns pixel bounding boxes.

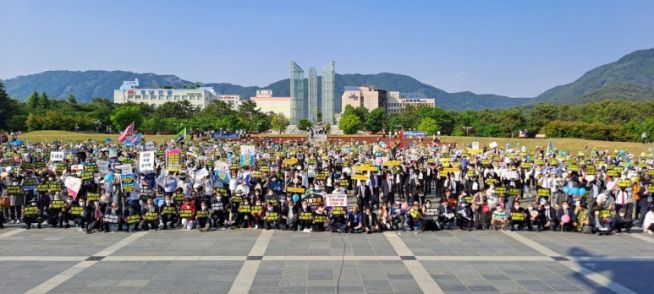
[118,122,135,142]
[174,127,187,143]
[125,133,142,146]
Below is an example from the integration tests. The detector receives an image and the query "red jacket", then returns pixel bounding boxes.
[181,202,197,219]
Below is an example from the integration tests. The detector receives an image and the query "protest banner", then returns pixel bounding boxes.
[96,160,110,175]
[325,193,347,207]
[139,151,155,172]
[121,173,136,192]
[50,151,64,162]
[165,148,181,172]
[64,176,82,199]
[115,164,133,175]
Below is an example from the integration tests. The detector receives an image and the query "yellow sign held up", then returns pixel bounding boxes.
[383,160,401,166]
[351,174,369,181]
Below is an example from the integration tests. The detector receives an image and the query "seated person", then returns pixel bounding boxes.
[593,208,612,236]
[457,201,473,231]
[422,200,439,231]
[363,206,379,234]
[491,205,508,230]
[437,199,455,230]
[347,206,363,233]
[557,201,576,231]
[614,208,633,233]
[509,201,526,231]
[407,201,423,232]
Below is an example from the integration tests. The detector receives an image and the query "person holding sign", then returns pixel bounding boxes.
[47,193,66,228]
[263,204,280,230]
[312,204,327,232]
[103,202,122,233]
[509,201,527,231]
[123,201,142,232]
[196,201,211,232]
[180,197,196,230]
[298,199,313,232]
[22,199,42,229]
[210,193,227,229]
[140,198,160,231]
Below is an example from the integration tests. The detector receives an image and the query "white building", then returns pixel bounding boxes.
[250,89,291,119]
[386,91,435,114]
[113,79,217,109]
[341,86,435,114]
[218,95,242,110]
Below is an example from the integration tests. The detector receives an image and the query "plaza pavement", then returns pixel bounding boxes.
[0,225,653,294]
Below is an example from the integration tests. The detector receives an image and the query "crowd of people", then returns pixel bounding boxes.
[1,135,653,237]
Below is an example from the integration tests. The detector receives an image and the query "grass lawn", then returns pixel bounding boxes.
[18,130,172,143]
[16,131,654,154]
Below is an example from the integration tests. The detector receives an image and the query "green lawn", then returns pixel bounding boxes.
[16,131,654,154]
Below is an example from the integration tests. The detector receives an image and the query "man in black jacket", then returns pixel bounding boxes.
[355,182,372,213]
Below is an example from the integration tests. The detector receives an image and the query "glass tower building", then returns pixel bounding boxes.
[308,67,318,123]
[290,61,305,124]
[321,61,336,125]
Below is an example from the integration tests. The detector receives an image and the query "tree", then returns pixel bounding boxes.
[203,100,233,117]
[298,119,313,131]
[365,108,387,133]
[339,113,362,134]
[155,101,194,119]
[37,92,50,110]
[501,108,526,138]
[0,81,13,130]
[417,117,439,135]
[111,105,143,131]
[270,113,289,134]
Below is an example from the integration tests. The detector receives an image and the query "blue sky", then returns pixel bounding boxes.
[1,0,652,97]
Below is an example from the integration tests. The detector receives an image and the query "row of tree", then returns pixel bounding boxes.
[338,100,654,142]
[1,80,653,142]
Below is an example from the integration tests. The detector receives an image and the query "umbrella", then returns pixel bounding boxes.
[9,140,24,146]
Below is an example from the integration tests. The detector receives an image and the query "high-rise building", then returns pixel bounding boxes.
[321,61,336,125]
[290,61,305,124]
[308,67,318,123]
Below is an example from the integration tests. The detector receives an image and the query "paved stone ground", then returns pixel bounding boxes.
[0,225,653,294]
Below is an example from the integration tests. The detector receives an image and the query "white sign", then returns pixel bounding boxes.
[108,148,118,158]
[325,193,347,207]
[139,151,155,172]
[50,151,64,162]
[489,142,498,149]
[144,141,155,151]
[471,141,480,150]
[240,145,256,156]
[115,164,133,175]
[64,176,82,199]
[96,160,110,175]
[215,161,230,172]
[195,168,209,180]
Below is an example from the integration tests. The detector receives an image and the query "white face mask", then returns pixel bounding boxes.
[80,202,85,206]
[302,205,307,209]
[165,200,171,205]
[67,200,73,205]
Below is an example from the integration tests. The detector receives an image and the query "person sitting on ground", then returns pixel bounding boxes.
[614,208,633,234]
[407,201,423,232]
[457,200,473,231]
[593,208,612,236]
[491,205,508,230]
[557,201,576,232]
[437,199,455,230]
[509,201,526,231]
[643,204,654,235]
[347,205,363,233]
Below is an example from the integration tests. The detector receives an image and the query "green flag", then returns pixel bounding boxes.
[175,127,187,143]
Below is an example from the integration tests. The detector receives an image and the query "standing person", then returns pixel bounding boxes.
[355,181,371,213]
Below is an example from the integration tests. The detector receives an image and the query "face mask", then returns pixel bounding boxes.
[202,206,207,210]
[302,205,307,209]
[166,200,171,205]
[80,202,85,206]
[67,200,73,205]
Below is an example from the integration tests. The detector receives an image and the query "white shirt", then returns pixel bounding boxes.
[643,211,654,233]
